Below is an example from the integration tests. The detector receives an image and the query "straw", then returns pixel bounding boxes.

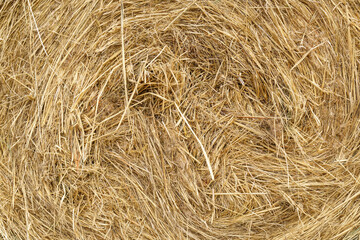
[0,0,359,239]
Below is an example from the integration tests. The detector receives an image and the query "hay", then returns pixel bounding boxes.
[0,0,359,239]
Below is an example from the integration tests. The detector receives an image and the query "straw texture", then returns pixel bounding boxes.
[0,0,360,239]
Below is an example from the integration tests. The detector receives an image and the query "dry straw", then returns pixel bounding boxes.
[0,0,360,239]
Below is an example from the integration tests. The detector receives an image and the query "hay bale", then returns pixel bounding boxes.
[0,0,359,239]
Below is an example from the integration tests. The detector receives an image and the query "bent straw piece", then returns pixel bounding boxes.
[290,41,326,71]
[175,103,215,181]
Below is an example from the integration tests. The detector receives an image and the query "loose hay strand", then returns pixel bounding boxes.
[121,0,128,105]
[26,0,48,56]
